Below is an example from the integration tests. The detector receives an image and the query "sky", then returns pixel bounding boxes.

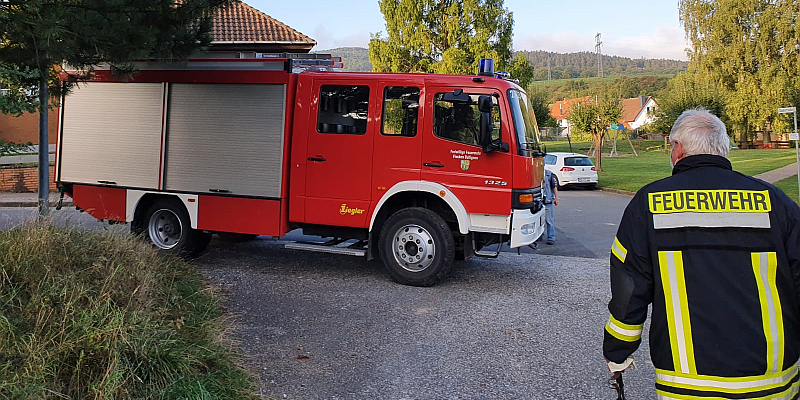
[251,0,689,61]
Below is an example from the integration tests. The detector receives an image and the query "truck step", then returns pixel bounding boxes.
[285,242,366,257]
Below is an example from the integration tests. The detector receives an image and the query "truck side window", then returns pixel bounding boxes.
[433,93,500,147]
[382,86,420,137]
[317,85,369,134]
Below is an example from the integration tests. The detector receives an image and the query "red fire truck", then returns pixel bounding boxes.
[56,53,546,286]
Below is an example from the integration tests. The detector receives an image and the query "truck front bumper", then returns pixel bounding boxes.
[509,207,546,248]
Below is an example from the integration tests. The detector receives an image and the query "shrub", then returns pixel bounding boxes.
[0,223,257,399]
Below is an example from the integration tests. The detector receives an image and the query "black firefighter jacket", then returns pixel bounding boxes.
[603,154,800,399]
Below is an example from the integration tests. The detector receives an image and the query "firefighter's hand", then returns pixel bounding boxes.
[606,356,635,373]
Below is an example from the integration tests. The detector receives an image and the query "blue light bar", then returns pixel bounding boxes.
[478,58,495,77]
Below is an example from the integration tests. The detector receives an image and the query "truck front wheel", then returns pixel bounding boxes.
[139,199,211,258]
[379,207,455,286]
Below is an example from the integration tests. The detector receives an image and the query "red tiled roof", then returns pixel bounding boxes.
[621,96,648,123]
[549,96,592,120]
[211,1,316,45]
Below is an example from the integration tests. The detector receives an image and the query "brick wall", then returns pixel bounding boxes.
[0,165,58,192]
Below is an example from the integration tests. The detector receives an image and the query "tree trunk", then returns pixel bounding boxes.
[764,116,773,144]
[593,132,603,172]
[37,71,49,216]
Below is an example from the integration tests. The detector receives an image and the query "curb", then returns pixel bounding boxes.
[598,187,635,197]
[0,201,73,208]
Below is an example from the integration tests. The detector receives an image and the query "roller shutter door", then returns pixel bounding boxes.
[59,83,163,189]
[164,84,286,198]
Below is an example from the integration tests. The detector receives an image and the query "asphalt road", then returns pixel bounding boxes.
[0,189,652,399]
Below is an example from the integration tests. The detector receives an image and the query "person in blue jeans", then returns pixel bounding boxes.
[542,169,559,244]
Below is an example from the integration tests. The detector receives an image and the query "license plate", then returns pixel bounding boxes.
[577,178,590,182]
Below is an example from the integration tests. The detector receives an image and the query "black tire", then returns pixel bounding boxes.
[217,232,259,242]
[554,176,564,189]
[585,183,598,190]
[140,198,211,258]
[378,207,455,286]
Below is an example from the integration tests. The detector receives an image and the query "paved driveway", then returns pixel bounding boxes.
[0,190,654,399]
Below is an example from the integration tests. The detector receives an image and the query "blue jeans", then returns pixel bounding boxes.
[545,203,555,241]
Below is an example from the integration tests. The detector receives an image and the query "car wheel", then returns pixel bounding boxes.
[379,207,455,287]
[143,199,210,258]
[585,183,598,190]
[554,175,564,189]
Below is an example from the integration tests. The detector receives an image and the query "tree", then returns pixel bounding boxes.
[368,0,533,84]
[680,0,800,142]
[0,0,230,214]
[527,86,557,128]
[567,96,621,172]
[650,71,726,135]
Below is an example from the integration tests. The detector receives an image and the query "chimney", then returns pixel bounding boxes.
[640,96,647,107]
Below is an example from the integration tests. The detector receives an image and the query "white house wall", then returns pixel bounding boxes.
[630,98,658,130]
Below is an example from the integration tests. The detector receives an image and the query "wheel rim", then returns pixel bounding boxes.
[392,224,435,272]
[148,208,182,249]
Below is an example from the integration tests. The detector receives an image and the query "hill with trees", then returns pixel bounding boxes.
[519,50,688,81]
[320,47,688,80]
[317,47,372,72]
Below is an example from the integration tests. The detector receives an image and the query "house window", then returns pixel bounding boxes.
[433,92,500,147]
[382,86,420,137]
[317,85,369,135]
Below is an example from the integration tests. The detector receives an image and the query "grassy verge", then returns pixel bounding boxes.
[0,223,258,399]
[774,175,800,204]
[544,140,799,195]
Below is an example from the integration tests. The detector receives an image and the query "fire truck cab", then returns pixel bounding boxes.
[57,54,546,286]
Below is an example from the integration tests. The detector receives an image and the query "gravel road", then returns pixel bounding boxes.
[199,238,656,400]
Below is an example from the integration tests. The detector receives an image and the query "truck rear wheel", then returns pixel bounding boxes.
[379,207,455,286]
[140,199,210,258]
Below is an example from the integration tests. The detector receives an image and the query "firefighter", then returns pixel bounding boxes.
[603,108,800,399]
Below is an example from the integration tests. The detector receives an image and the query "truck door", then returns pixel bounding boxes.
[304,82,376,227]
[421,87,513,216]
[371,83,424,197]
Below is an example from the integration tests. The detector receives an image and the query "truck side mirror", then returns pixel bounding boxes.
[477,95,493,113]
[478,95,507,153]
[480,111,493,152]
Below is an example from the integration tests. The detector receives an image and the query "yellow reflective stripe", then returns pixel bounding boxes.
[611,236,627,263]
[657,379,799,400]
[605,314,643,342]
[753,252,785,374]
[656,367,798,394]
[659,250,696,374]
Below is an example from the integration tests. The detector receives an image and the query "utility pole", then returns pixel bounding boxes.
[595,32,603,78]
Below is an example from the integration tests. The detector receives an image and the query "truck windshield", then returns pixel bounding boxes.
[508,89,541,155]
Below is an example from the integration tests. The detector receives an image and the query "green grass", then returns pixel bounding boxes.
[774,175,800,204]
[543,140,800,196]
[0,223,258,399]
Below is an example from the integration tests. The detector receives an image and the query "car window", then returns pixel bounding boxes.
[564,157,594,167]
[545,155,557,165]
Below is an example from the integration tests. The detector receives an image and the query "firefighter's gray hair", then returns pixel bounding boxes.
[670,108,729,158]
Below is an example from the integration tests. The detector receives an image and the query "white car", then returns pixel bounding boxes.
[544,152,598,189]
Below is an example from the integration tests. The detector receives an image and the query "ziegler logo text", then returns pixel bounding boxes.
[340,204,365,216]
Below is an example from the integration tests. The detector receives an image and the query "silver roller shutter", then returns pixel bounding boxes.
[164,84,286,198]
[59,83,164,188]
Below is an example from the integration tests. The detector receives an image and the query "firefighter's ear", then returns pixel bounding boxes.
[671,140,686,164]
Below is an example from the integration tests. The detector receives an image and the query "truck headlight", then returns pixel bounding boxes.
[521,223,536,235]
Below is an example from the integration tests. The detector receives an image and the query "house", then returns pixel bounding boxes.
[206,0,315,53]
[620,96,657,131]
[0,0,316,146]
[549,96,592,137]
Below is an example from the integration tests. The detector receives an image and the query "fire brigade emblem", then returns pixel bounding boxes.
[460,160,470,171]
